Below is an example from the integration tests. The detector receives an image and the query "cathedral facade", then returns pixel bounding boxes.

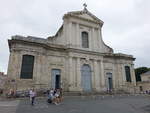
[7,7,136,93]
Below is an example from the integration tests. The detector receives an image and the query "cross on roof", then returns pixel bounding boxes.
[83,3,87,9]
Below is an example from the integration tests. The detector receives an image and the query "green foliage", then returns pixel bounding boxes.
[135,67,150,82]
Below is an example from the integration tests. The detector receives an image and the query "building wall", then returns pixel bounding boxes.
[7,43,135,93]
[0,72,7,89]
[136,74,150,93]
[141,75,150,82]
[137,82,150,92]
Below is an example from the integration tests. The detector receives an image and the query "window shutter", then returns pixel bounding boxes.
[125,66,131,82]
[20,55,34,79]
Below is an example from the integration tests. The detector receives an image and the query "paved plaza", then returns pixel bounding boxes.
[0,95,150,113]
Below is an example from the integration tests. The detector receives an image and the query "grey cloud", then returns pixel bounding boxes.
[0,0,150,73]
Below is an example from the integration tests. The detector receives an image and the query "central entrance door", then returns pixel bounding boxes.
[81,64,92,92]
[51,69,61,89]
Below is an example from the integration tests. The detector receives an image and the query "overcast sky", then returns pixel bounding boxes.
[0,0,150,73]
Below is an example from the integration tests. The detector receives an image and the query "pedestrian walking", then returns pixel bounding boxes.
[30,89,36,106]
[59,88,63,102]
[29,89,32,101]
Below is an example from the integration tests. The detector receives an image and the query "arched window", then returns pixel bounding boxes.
[82,31,89,48]
[125,66,131,82]
[20,55,34,79]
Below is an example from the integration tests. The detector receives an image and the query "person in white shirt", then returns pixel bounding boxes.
[29,89,33,101]
[29,89,36,105]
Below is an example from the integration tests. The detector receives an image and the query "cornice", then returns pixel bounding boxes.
[8,38,135,61]
[104,53,135,61]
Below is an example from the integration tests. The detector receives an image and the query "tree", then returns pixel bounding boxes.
[135,67,150,82]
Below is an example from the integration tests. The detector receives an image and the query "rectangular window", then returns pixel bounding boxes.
[82,32,89,48]
[20,55,34,79]
[125,66,131,82]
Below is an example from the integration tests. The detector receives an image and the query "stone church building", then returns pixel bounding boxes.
[7,6,136,93]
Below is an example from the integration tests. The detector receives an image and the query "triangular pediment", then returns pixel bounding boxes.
[76,13,96,21]
[64,9,104,25]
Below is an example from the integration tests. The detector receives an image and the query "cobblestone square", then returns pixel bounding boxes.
[1,95,150,113]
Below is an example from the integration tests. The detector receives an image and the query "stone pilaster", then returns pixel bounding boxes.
[117,63,121,89]
[91,28,95,50]
[121,64,126,86]
[69,57,73,91]
[131,64,136,86]
[112,63,116,89]
[89,28,92,50]
[76,23,80,48]
[97,29,101,51]
[93,60,100,91]
[77,57,82,91]
[100,60,105,89]
[68,22,72,46]
[34,55,42,88]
